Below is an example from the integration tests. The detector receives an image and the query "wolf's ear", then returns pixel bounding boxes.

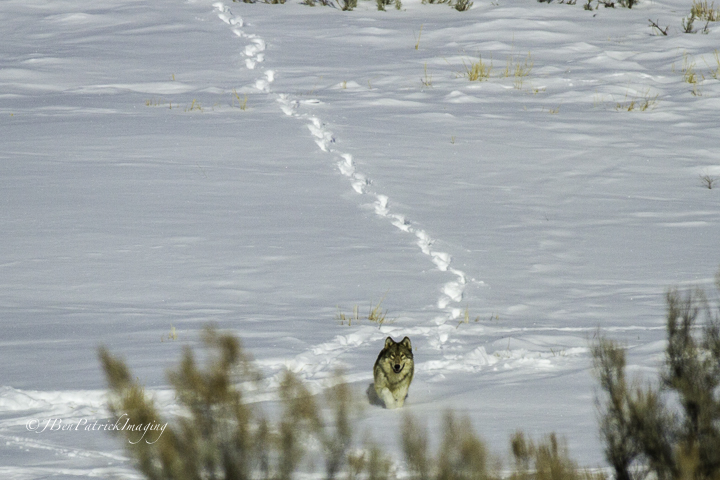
[384,337,395,349]
[401,337,411,349]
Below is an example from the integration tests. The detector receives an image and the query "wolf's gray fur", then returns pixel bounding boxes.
[373,336,414,409]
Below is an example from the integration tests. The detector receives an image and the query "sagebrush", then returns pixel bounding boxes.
[101,327,587,480]
[593,286,720,480]
[102,277,720,480]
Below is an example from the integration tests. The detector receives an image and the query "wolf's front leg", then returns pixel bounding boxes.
[377,387,400,409]
[392,384,409,408]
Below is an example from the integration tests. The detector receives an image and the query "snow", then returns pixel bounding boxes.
[1,0,719,477]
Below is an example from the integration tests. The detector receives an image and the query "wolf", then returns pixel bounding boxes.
[373,336,414,409]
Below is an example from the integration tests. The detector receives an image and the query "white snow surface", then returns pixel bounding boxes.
[1,0,720,477]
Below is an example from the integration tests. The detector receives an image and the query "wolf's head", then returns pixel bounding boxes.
[382,336,413,374]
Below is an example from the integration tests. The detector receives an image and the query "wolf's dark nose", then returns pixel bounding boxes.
[394,364,401,372]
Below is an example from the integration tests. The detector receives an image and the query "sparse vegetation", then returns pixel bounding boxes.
[336,295,391,326]
[402,413,604,480]
[104,276,720,480]
[234,0,288,3]
[414,25,423,50]
[487,52,534,89]
[614,90,659,112]
[233,89,248,110]
[691,0,720,21]
[453,0,473,11]
[161,325,178,342]
[337,304,360,326]
[681,53,704,95]
[550,347,567,357]
[145,97,165,107]
[681,2,715,34]
[421,63,433,87]
[648,19,669,35]
[502,52,534,80]
[101,327,264,480]
[592,284,720,480]
[185,99,203,112]
[368,295,389,325]
[421,0,471,11]
[509,431,603,480]
[228,0,488,9]
[101,326,373,480]
[456,305,480,328]
[461,55,493,81]
[403,411,494,480]
[616,0,637,9]
[337,0,357,10]
[580,0,640,8]
[302,0,333,7]
[682,14,699,33]
[704,50,720,79]
[700,173,717,189]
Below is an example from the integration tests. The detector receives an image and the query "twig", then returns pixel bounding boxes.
[649,18,669,35]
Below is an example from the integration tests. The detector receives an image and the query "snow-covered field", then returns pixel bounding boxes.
[1,0,719,477]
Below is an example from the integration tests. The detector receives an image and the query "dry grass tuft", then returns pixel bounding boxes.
[461,55,492,81]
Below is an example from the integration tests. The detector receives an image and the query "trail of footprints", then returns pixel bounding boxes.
[211,3,472,383]
[275,97,469,319]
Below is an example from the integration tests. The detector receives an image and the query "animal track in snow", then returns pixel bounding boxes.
[277,92,471,324]
[222,13,473,327]
[244,38,265,57]
[212,2,270,92]
[334,153,368,193]
[209,3,477,384]
[374,194,390,216]
[431,251,451,272]
[307,116,335,152]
